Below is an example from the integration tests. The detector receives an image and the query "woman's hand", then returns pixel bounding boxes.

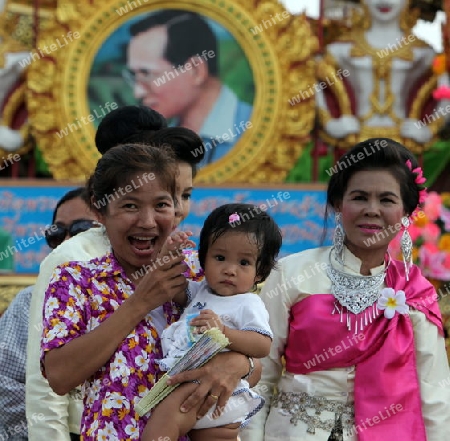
[166,351,253,419]
[131,251,188,314]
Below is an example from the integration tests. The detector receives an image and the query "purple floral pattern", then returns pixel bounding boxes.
[183,249,204,282]
[41,252,183,441]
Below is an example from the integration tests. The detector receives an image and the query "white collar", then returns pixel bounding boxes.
[331,246,387,276]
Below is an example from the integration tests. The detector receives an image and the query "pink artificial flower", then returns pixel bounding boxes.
[421,222,441,244]
[408,223,422,242]
[228,213,240,223]
[433,85,450,100]
[444,253,450,270]
[423,192,442,221]
[405,159,426,184]
[418,189,428,205]
[418,243,440,276]
[441,206,450,231]
[422,251,450,280]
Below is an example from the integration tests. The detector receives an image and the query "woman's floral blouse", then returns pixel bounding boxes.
[41,252,183,441]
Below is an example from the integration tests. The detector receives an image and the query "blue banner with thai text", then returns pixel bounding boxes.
[0,184,331,274]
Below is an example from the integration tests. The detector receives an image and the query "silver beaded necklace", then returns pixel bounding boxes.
[327,247,390,333]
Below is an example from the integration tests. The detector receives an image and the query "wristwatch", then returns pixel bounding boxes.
[241,356,255,380]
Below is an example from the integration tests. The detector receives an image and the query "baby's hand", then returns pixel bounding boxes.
[190,309,224,334]
[160,231,195,257]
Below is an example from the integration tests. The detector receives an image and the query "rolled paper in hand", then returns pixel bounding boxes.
[135,328,229,416]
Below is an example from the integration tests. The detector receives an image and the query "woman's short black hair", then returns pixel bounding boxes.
[323,137,425,240]
[198,203,283,282]
[125,126,205,177]
[95,105,167,155]
[327,137,424,215]
[52,187,89,223]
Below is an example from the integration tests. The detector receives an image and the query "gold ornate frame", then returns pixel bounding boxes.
[0,275,36,315]
[27,0,317,183]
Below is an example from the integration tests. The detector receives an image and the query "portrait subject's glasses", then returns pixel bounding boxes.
[122,67,168,87]
[45,220,101,249]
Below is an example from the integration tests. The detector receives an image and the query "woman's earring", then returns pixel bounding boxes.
[401,216,413,281]
[333,212,344,264]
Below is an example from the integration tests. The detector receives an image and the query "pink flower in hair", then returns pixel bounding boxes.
[418,189,427,205]
[405,159,427,207]
[405,159,426,185]
[229,213,240,223]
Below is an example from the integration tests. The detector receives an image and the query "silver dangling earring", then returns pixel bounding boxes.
[333,212,345,265]
[401,216,413,281]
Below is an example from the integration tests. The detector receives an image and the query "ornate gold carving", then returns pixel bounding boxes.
[317,3,443,155]
[0,82,31,155]
[350,31,415,125]
[0,1,60,158]
[27,95,57,132]
[0,1,58,50]
[0,276,36,315]
[27,0,318,183]
[0,30,27,68]
[316,58,352,116]
[399,5,421,32]
[28,58,56,94]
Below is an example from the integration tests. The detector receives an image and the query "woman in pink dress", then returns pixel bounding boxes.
[242,138,450,441]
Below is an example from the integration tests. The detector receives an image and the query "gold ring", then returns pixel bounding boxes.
[209,394,219,400]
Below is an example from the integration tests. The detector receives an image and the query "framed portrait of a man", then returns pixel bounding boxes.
[27,0,317,183]
[89,9,255,168]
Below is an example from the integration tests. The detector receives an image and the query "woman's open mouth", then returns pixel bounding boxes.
[129,235,157,254]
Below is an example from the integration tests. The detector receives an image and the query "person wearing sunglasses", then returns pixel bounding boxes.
[45,191,100,250]
[0,187,98,441]
[44,219,98,249]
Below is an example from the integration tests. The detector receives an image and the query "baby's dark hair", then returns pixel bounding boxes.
[198,203,282,282]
